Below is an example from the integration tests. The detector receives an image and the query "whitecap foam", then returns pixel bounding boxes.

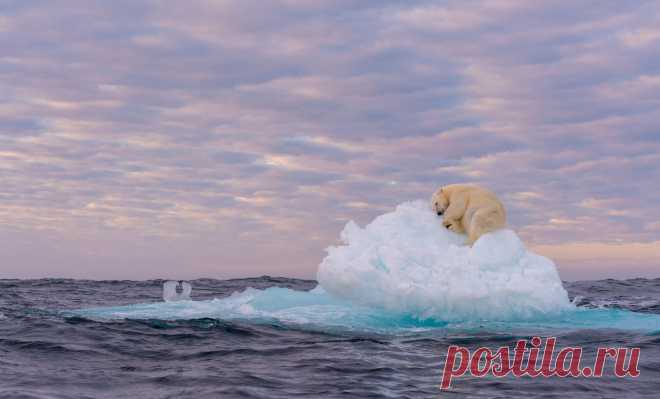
[317,200,573,321]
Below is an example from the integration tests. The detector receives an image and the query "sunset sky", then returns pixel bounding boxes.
[1,1,659,281]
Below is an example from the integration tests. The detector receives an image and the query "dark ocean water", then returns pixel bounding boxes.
[1,277,659,398]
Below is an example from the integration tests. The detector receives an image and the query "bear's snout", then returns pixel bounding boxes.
[437,210,443,216]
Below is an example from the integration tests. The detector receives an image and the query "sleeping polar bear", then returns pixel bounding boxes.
[431,184,506,245]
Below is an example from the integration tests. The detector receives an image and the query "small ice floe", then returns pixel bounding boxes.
[163,280,192,302]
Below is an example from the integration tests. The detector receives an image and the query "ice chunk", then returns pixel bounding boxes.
[317,201,573,321]
[163,280,192,302]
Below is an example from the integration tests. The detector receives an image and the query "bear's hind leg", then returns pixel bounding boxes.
[467,209,498,245]
[467,228,482,245]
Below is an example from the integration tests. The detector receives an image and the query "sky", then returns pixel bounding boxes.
[1,0,659,281]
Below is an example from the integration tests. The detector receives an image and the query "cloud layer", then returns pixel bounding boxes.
[1,0,659,280]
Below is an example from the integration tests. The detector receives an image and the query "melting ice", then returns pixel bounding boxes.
[318,201,572,321]
[70,201,660,332]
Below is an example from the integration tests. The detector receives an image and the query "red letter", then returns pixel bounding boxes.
[594,348,617,377]
[555,347,582,377]
[540,337,557,377]
[520,336,542,377]
[491,347,511,377]
[614,348,640,377]
[441,346,470,390]
[470,347,493,377]
[512,340,528,377]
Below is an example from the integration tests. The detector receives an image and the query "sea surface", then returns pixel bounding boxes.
[1,277,659,398]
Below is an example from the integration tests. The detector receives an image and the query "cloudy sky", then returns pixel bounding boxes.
[1,0,659,280]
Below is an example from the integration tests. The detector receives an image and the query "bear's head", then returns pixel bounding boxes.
[430,187,450,216]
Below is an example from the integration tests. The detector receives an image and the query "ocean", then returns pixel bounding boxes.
[1,277,659,398]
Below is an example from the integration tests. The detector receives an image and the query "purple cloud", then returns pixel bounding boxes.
[1,0,659,280]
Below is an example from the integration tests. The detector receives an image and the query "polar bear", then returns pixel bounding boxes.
[431,184,506,245]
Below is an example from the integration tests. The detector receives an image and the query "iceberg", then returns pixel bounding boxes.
[318,201,573,321]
